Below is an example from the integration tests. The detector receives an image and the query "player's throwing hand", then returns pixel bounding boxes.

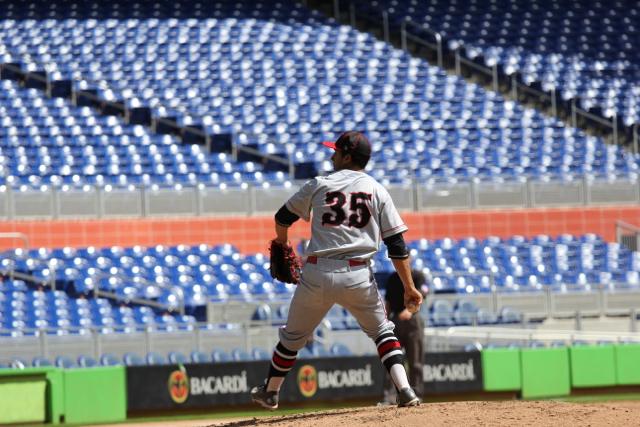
[404,287,423,314]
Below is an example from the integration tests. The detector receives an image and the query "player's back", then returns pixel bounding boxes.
[303,169,403,260]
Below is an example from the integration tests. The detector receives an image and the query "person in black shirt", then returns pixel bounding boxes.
[380,269,428,404]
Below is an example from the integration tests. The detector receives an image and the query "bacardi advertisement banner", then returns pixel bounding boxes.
[280,356,384,403]
[127,362,263,411]
[126,356,386,411]
[422,351,484,394]
[126,352,483,411]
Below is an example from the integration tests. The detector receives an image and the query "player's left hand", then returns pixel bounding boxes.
[404,287,423,314]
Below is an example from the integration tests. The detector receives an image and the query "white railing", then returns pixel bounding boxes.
[427,326,640,346]
[2,175,639,219]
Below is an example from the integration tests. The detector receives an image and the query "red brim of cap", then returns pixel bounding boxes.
[322,141,337,150]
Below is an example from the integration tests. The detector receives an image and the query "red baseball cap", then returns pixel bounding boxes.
[322,131,372,158]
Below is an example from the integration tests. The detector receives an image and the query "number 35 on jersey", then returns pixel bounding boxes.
[321,191,372,228]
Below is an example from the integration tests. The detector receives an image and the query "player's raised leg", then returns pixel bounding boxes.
[250,341,297,410]
[251,266,332,409]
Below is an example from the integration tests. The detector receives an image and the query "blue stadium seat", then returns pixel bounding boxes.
[476,309,499,325]
[251,347,271,360]
[211,349,231,363]
[463,343,482,352]
[168,351,189,365]
[230,348,252,361]
[310,343,331,358]
[500,307,523,324]
[32,356,52,367]
[77,355,99,368]
[55,355,76,369]
[123,353,145,366]
[329,343,352,357]
[146,352,167,366]
[10,358,28,369]
[529,341,547,348]
[190,350,212,364]
[251,304,272,322]
[297,347,313,359]
[101,353,122,366]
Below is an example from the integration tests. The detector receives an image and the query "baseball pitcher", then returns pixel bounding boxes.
[251,131,423,409]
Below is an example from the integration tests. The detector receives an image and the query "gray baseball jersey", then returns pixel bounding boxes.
[285,169,407,260]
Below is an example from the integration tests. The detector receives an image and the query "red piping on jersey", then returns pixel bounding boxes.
[382,223,407,236]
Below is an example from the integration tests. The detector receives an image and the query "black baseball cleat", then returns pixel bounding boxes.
[397,387,421,407]
[251,384,279,410]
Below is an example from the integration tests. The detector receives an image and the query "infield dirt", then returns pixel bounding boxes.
[208,400,640,427]
[93,400,640,427]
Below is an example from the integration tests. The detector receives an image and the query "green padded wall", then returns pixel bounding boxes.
[0,377,46,424]
[615,344,640,385]
[569,345,616,387]
[520,347,570,399]
[481,348,522,391]
[63,366,127,424]
[0,367,64,424]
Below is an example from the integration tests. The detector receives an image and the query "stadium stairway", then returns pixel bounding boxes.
[316,0,640,149]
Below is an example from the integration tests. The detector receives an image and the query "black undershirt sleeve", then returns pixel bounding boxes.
[275,205,300,227]
[383,232,409,259]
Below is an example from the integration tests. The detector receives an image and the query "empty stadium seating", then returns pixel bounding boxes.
[0,233,637,366]
[0,234,637,337]
[0,0,636,190]
[357,0,640,126]
[0,79,287,189]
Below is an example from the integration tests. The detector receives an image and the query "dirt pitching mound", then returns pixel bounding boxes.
[210,400,640,427]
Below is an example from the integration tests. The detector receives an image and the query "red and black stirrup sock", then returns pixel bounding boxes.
[265,341,298,392]
[375,331,412,392]
[375,331,405,370]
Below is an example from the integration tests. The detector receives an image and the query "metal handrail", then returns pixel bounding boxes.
[0,265,184,315]
[429,326,640,344]
[235,131,295,177]
[86,270,185,315]
[0,232,30,250]
[616,220,640,233]
[399,18,443,68]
